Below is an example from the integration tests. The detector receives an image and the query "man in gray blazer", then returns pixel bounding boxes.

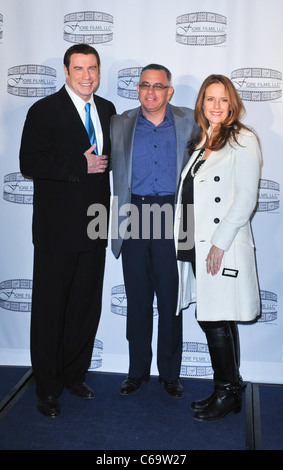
[111,64,199,397]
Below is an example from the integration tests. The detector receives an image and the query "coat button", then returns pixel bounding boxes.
[215,197,221,203]
[214,176,220,181]
[214,218,220,224]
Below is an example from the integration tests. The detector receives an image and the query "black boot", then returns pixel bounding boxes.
[229,321,245,386]
[194,381,242,421]
[191,391,216,411]
[191,322,243,420]
[191,322,244,412]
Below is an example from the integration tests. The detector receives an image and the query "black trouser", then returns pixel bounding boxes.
[31,242,106,398]
[121,195,182,381]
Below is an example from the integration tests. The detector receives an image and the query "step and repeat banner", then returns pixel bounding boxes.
[0,0,282,384]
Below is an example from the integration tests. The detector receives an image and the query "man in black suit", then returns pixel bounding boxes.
[19,44,116,418]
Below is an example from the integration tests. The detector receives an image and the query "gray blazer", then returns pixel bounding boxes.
[110,104,199,258]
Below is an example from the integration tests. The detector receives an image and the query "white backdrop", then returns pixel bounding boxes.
[0,0,282,384]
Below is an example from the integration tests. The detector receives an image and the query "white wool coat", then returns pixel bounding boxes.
[174,129,263,322]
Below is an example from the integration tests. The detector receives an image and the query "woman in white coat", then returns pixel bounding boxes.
[175,75,262,421]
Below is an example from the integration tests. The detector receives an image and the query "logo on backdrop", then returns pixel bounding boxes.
[64,11,114,44]
[3,172,33,204]
[0,279,32,312]
[231,68,282,101]
[7,65,56,98]
[176,11,227,46]
[0,13,3,41]
[111,284,157,316]
[89,339,103,370]
[257,179,280,212]
[117,67,142,100]
[259,290,277,323]
[181,342,212,377]
[0,278,103,367]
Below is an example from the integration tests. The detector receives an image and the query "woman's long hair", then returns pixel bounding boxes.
[194,74,251,151]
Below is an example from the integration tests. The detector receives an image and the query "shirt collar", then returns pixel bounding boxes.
[139,103,172,125]
[65,84,94,113]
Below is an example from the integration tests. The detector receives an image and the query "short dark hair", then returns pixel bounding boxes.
[63,44,101,72]
[141,64,172,85]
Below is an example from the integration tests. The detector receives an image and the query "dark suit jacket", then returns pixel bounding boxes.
[20,86,116,251]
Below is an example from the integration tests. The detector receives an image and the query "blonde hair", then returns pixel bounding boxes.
[194,74,251,151]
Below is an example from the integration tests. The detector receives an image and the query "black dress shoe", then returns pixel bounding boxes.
[159,377,183,398]
[37,396,60,418]
[68,382,95,399]
[120,375,150,395]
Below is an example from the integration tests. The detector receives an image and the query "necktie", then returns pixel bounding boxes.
[85,102,98,154]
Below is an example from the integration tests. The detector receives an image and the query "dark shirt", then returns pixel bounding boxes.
[177,153,205,262]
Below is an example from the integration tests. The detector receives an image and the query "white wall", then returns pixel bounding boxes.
[0,0,282,384]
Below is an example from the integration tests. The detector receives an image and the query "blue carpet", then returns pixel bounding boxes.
[0,370,246,450]
[0,366,30,400]
[260,384,283,450]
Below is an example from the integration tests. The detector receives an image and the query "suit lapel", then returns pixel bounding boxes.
[182,136,232,180]
[198,142,232,174]
[171,106,192,187]
[58,86,90,147]
[123,108,139,188]
[94,94,108,153]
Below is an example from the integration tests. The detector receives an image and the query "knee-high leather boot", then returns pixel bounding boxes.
[191,321,241,411]
[192,322,243,421]
[229,321,245,384]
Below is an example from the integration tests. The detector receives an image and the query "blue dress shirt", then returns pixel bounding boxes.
[132,104,176,196]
